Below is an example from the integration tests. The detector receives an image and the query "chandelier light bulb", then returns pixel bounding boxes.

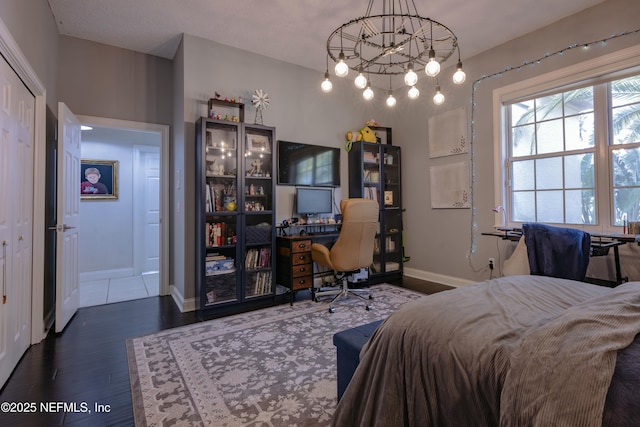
[425,48,440,77]
[354,72,367,89]
[452,60,466,84]
[363,85,374,101]
[426,58,441,77]
[433,85,445,105]
[404,63,418,86]
[321,72,333,93]
[386,91,396,107]
[408,85,420,100]
[335,52,349,77]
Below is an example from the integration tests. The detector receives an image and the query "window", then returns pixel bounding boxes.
[497,50,640,231]
[610,77,640,225]
[508,86,596,225]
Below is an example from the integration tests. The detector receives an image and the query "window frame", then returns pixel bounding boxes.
[492,44,640,232]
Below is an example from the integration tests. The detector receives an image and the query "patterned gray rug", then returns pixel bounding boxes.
[126,284,424,426]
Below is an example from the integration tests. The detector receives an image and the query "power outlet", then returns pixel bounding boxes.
[488,258,495,270]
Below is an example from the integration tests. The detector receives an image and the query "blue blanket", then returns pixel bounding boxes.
[523,223,591,281]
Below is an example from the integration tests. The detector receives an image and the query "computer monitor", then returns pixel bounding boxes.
[296,187,333,215]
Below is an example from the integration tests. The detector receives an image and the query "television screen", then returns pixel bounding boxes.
[296,188,333,215]
[278,140,340,187]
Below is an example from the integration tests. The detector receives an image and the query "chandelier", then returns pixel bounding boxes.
[320,0,466,106]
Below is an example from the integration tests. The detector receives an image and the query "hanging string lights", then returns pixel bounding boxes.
[466,29,640,261]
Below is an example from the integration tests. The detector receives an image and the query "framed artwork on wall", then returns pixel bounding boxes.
[81,159,118,200]
[428,108,468,158]
[430,161,470,209]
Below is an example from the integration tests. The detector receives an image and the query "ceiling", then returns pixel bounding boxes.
[47,0,607,74]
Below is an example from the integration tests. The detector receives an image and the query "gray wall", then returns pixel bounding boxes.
[173,34,390,300]
[57,36,173,125]
[399,0,640,283]
[0,0,59,111]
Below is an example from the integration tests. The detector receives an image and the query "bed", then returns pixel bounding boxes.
[332,275,640,426]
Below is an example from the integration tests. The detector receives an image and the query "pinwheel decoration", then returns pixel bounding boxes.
[252,89,270,124]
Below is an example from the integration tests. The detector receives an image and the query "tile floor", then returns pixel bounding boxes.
[79,273,160,307]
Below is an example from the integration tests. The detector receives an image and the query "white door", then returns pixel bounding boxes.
[134,145,160,275]
[0,56,35,387]
[55,103,81,333]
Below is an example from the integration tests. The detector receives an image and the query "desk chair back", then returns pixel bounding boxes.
[327,198,379,272]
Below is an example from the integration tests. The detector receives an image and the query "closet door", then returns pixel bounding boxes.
[0,56,34,388]
[12,72,34,360]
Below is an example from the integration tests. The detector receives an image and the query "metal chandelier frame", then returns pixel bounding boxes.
[322,0,466,105]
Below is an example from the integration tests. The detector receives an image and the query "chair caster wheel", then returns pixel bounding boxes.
[366,305,371,311]
[329,307,336,313]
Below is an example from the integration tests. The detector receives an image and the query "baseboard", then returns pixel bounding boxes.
[170,284,196,312]
[79,267,134,282]
[403,267,475,288]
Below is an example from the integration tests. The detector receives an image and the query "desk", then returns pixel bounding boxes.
[482,230,631,287]
[276,233,340,304]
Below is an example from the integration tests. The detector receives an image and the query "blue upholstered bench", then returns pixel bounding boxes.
[333,319,384,400]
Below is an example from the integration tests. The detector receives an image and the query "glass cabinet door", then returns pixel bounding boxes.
[201,121,240,307]
[205,123,239,213]
[382,145,400,209]
[243,126,274,299]
[362,143,382,203]
[382,210,402,273]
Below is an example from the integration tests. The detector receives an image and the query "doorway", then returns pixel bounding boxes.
[76,117,169,307]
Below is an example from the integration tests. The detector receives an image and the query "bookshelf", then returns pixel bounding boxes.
[196,117,276,318]
[348,128,403,283]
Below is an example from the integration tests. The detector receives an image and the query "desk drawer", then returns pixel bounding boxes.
[292,252,311,265]
[292,240,312,252]
[292,275,312,290]
[292,263,312,277]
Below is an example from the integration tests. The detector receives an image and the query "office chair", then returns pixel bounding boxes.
[311,198,379,312]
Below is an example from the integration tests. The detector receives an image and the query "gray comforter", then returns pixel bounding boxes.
[332,276,640,426]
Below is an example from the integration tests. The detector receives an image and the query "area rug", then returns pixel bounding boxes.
[126,284,425,426]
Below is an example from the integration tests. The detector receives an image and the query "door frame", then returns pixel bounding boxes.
[78,115,170,297]
[0,17,48,343]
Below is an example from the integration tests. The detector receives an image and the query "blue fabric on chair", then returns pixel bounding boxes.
[522,223,591,281]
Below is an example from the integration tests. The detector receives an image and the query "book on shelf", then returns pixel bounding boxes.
[245,247,272,270]
[206,184,213,212]
[363,151,377,163]
[206,222,234,247]
[364,186,379,202]
[251,271,272,295]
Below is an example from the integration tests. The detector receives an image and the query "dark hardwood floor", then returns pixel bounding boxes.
[0,277,451,426]
[0,296,199,426]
